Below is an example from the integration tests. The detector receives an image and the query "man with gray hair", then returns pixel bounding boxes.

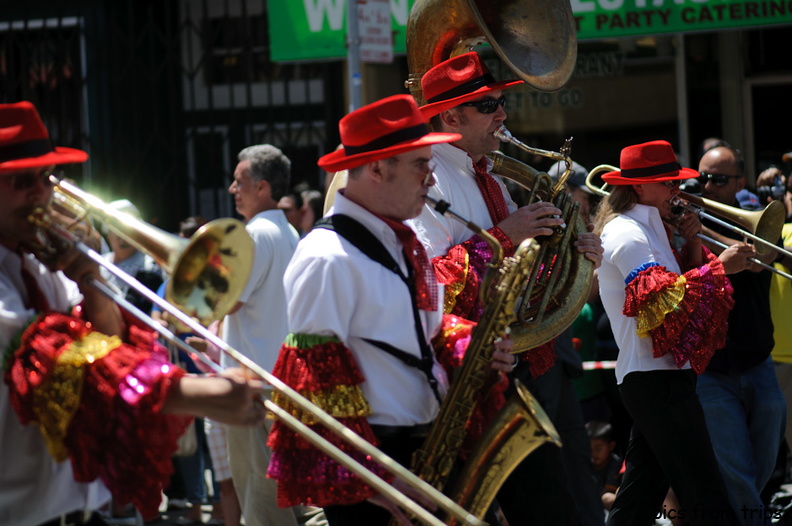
[223,144,324,525]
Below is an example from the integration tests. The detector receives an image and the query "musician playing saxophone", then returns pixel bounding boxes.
[593,140,750,525]
[265,95,516,525]
[0,101,268,526]
[408,51,604,525]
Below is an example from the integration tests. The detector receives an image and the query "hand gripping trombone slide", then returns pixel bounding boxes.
[29,175,487,526]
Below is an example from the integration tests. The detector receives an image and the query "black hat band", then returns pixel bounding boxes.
[620,161,681,179]
[344,123,429,156]
[0,138,55,164]
[426,73,496,104]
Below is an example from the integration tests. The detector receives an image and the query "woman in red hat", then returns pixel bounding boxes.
[592,140,753,525]
[0,101,269,526]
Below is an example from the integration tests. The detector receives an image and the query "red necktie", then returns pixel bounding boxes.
[379,216,438,311]
[20,263,51,313]
[473,157,510,225]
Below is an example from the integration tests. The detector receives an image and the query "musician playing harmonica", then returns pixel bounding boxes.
[592,140,750,525]
[266,94,516,526]
[0,101,267,526]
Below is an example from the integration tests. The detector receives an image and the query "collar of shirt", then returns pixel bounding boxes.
[433,142,490,180]
[249,208,290,225]
[621,203,673,247]
[326,192,406,267]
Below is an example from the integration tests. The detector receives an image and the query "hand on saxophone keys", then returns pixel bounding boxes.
[491,334,517,373]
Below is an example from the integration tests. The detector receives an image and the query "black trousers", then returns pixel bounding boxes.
[496,360,586,526]
[606,370,740,526]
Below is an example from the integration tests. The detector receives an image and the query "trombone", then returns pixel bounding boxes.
[29,174,487,526]
[585,165,792,281]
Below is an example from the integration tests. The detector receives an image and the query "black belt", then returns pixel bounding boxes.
[370,423,432,440]
[38,510,103,526]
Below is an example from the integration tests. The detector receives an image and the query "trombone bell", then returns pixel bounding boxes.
[679,192,785,256]
[53,177,253,326]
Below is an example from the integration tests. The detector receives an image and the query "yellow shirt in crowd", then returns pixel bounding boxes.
[771,223,792,363]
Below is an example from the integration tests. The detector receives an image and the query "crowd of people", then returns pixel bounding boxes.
[2,46,792,526]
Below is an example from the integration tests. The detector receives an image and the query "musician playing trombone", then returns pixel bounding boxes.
[694,144,787,525]
[265,94,517,525]
[592,140,751,525]
[0,101,268,526]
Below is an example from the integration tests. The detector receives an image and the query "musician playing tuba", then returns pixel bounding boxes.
[0,101,268,526]
[591,140,750,525]
[407,51,605,525]
[266,94,517,525]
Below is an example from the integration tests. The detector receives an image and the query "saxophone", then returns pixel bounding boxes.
[398,198,561,525]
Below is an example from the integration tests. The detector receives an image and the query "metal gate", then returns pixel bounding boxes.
[0,0,344,230]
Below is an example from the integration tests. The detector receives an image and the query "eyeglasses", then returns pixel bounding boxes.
[1,169,53,191]
[698,171,741,187]
[459,96,506,114]
[662,180,680,189]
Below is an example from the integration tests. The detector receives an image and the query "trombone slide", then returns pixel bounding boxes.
[34,198,485,526]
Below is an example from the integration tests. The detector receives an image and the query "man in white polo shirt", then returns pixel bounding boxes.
[223,144,325,526]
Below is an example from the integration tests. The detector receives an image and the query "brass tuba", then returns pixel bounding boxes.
[405,0,577,104]
[405,0,591,352]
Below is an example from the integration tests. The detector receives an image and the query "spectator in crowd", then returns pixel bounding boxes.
[300,188,324,234]
[151,215,215,525]
[101,199,166,314]
[585,420,622,512]
[758,159,792,467]
[278,189,305,235]
[224,144,325,526]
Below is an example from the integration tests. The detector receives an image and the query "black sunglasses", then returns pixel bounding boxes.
[2,169,53,191]
[698,171,741,187]
[459,96,506,114]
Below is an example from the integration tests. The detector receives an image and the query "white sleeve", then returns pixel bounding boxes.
[284,250,361,342]
[604,221,660,280]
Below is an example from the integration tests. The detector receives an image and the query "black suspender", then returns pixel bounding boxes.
[314,214,442,403]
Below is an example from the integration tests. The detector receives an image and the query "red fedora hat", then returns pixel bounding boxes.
[0,101,88,173]
[419,52,524,118]
[602,140,699,185]
[318,94,461,173]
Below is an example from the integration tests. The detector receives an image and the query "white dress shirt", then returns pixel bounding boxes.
[409,142,517,259]
[598,204,691,384]
[0,246,110,526]
[285,193,447,426]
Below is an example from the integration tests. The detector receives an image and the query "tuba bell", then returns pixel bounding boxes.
[405,0,577,104]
